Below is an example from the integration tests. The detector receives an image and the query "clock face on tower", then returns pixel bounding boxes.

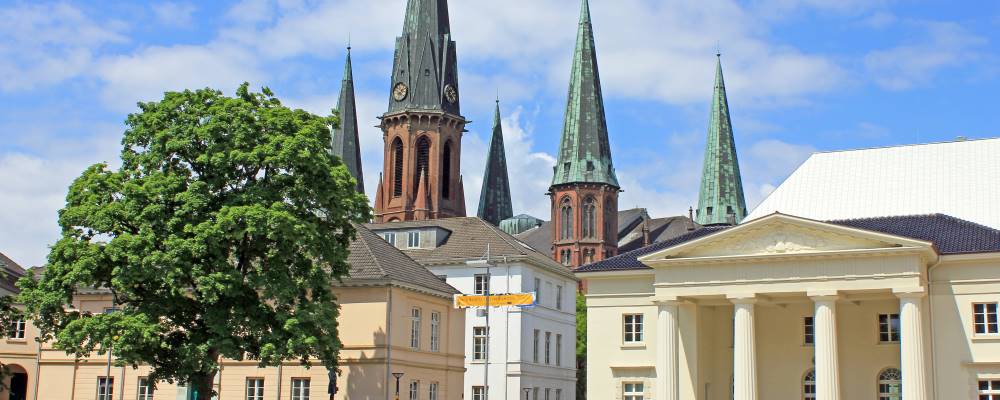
[444,84,458,104]
[392,82,408,101]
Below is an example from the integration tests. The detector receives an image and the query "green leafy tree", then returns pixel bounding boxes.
[17,84,370,400]
[576,292,586,400]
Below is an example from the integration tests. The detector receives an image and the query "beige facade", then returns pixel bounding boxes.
[0,284,464,400]
[581,213,1000,400]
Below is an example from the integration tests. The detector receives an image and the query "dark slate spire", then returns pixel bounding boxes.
[551,0,618,188]
[386,0,461,115]
[477,100,513,226]
[696,54,747,226]
[331,47,364,193]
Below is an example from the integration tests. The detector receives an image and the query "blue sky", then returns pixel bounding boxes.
[2,0,999,266]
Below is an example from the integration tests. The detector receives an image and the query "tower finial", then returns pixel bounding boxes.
[347,32,351,51]
[716,40,721,57]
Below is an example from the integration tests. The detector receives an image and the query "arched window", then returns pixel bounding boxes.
[442,141,452,198]
[392,138,404,197]
[802,370,815,400]
[560,197,573,240]
[604,196,615,241]
[582,198,596,238]
[414,136,431,192]
[877,368,902,400]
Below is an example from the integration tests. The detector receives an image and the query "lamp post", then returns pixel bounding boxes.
[392,372,404,400]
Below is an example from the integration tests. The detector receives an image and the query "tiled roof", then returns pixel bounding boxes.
[618,216,700,253]
[576,214,1000,273]
[344,224,460,296]
[513,209,696,255]
[366,217,576,280]
[0,252,26,294]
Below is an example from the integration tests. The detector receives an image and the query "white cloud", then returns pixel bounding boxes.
[152,2,197,27]
[865,21,987,90]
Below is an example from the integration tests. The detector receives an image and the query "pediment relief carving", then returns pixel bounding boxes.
[676,222,897,258]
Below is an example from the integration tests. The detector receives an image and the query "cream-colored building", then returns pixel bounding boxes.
[0,225,465,400]
[578,212,1000,400]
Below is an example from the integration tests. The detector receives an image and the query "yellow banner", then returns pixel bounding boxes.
[454,293,535,308]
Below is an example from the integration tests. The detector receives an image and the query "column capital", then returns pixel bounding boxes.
[652,296,682,306]
[727,294,757,304]
[807,290,840,302]
[893,288,926,299]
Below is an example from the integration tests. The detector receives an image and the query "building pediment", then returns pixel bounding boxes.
[638,213,935,263]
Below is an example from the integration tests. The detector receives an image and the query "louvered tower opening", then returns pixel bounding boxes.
[392,138,404,197]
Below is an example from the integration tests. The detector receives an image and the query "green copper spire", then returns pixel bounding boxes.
[550,0,618,188]
[386,0,461,115]
[478,100,513,226]
[696,54,747,226]
[331,47,364,193]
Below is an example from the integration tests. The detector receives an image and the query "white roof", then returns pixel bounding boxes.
[746,137,1000,229]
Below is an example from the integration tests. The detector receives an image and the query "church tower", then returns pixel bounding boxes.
[374,0,467,222]
[695,54,748,226]
[477,100,513,226]
[331,46,364,193]
[549,0,620,268]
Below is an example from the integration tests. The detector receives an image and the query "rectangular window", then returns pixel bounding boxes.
[979,380,1000,400]
[382,232,396,245]
[246,378,264,400]
[533,387,539,400]
[545,388,551,400]
[556,334,563,366]
[804,316,815,345]
[533,329,540,363]
[8,319,25,339]
[407,231,421,248]
[97,377,114,400]
[623,382,644,400]
[409,381,419,400]
[535,278,542,303]
[137,377,154,400]
[556,285,564,310]
[555,389,562,400]
[878,313,900,343]
[623,314,644,343]
[473,326,488,361]
[545,332,552,364]
[474,274,490,295]
[411,308,422,349]
[429,382,439,400]
[430,311,441,352]
[546,282,553,305]
[291,378,310,400]
[974,303,1000,335]
[472,386,487,400]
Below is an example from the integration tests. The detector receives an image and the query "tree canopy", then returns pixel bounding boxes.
[17,84,370,399]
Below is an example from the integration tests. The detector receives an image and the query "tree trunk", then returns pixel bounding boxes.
[194,348,220,400]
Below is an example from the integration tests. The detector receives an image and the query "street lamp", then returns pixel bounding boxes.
[392,372,404,400]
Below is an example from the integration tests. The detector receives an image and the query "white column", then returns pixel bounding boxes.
[730,296,757,400]
[810,293,841,400]
[897,291,928,400]
[655,299,679,400]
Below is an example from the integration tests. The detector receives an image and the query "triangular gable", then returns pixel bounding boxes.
[638,213,934,262]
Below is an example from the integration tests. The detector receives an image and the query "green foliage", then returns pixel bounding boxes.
[17,84,370,399]
[576,291,586,400]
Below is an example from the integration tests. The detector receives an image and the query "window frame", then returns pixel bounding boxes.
[534,278,542,303]
[877,367,902,400]
[623,382,644,400]
[246,377,265,400]
[556,334,563,366]
[473,326,488,361]
[137,377,154,400]
[430,311,441,352]
[429,382,439,400]
[623,314,644,343]
[472,386,487,400]
[545,331,552,364]
[556,285,564,310]
[474,274,490,296]
[979,379,1000,400]
[878,313,901,343]
[411,307,422,349]
[382,232,396,246]
[8,319,25,340]
[409,380,419,400]
[407,231,421,248]
[974,302,1000,335]
[803,316,815,345]
[533,329,540,363]
[291,378,311,400]
[802,369,816,400]
[97,376,114,400]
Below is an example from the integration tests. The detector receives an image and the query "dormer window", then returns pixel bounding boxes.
[382,232,397,246]
[407,231,421,248]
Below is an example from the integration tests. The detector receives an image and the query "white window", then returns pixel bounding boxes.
[430,311,441,352]
[803,370,815,399]
[878,314,900,343]
[291,378,310,400]
[246,378,264,400]
[556,334,563,366]
[407,231,421,248]
[97,377,114,400]
[8,319,25,339]
[409,381,419,400]
[382,232,396,245]
[472,386,487,400]
[137,377,154,400]
[411,308,421,349]
[474,274,489,295]
[545,388,551,400]
[555,389,562,400]
[803,317,814,345]
[556,285,563,310]
[545,332,552,364]
[546,282,553,305]
[979,379,1000,400]
[623,382,643,400]
[473,326,488,360]
[877,368,902,400]
[624,314,643,343]
[534,278,542,303]
[974,303,999,335]
[429,382,439,400]
[533,329,540,362]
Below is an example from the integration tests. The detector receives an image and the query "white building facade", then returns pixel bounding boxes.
[368,217,578,400]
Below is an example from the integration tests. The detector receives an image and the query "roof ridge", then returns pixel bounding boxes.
[828,213,1000,233]
[814,136,1000,155]
[475,217,530,257]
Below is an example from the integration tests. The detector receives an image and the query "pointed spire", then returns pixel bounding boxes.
[331,47,365,193]
[696,53,747,226]
[477,100,514,226]
[551,0,618,188]
[387,0,461,115]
